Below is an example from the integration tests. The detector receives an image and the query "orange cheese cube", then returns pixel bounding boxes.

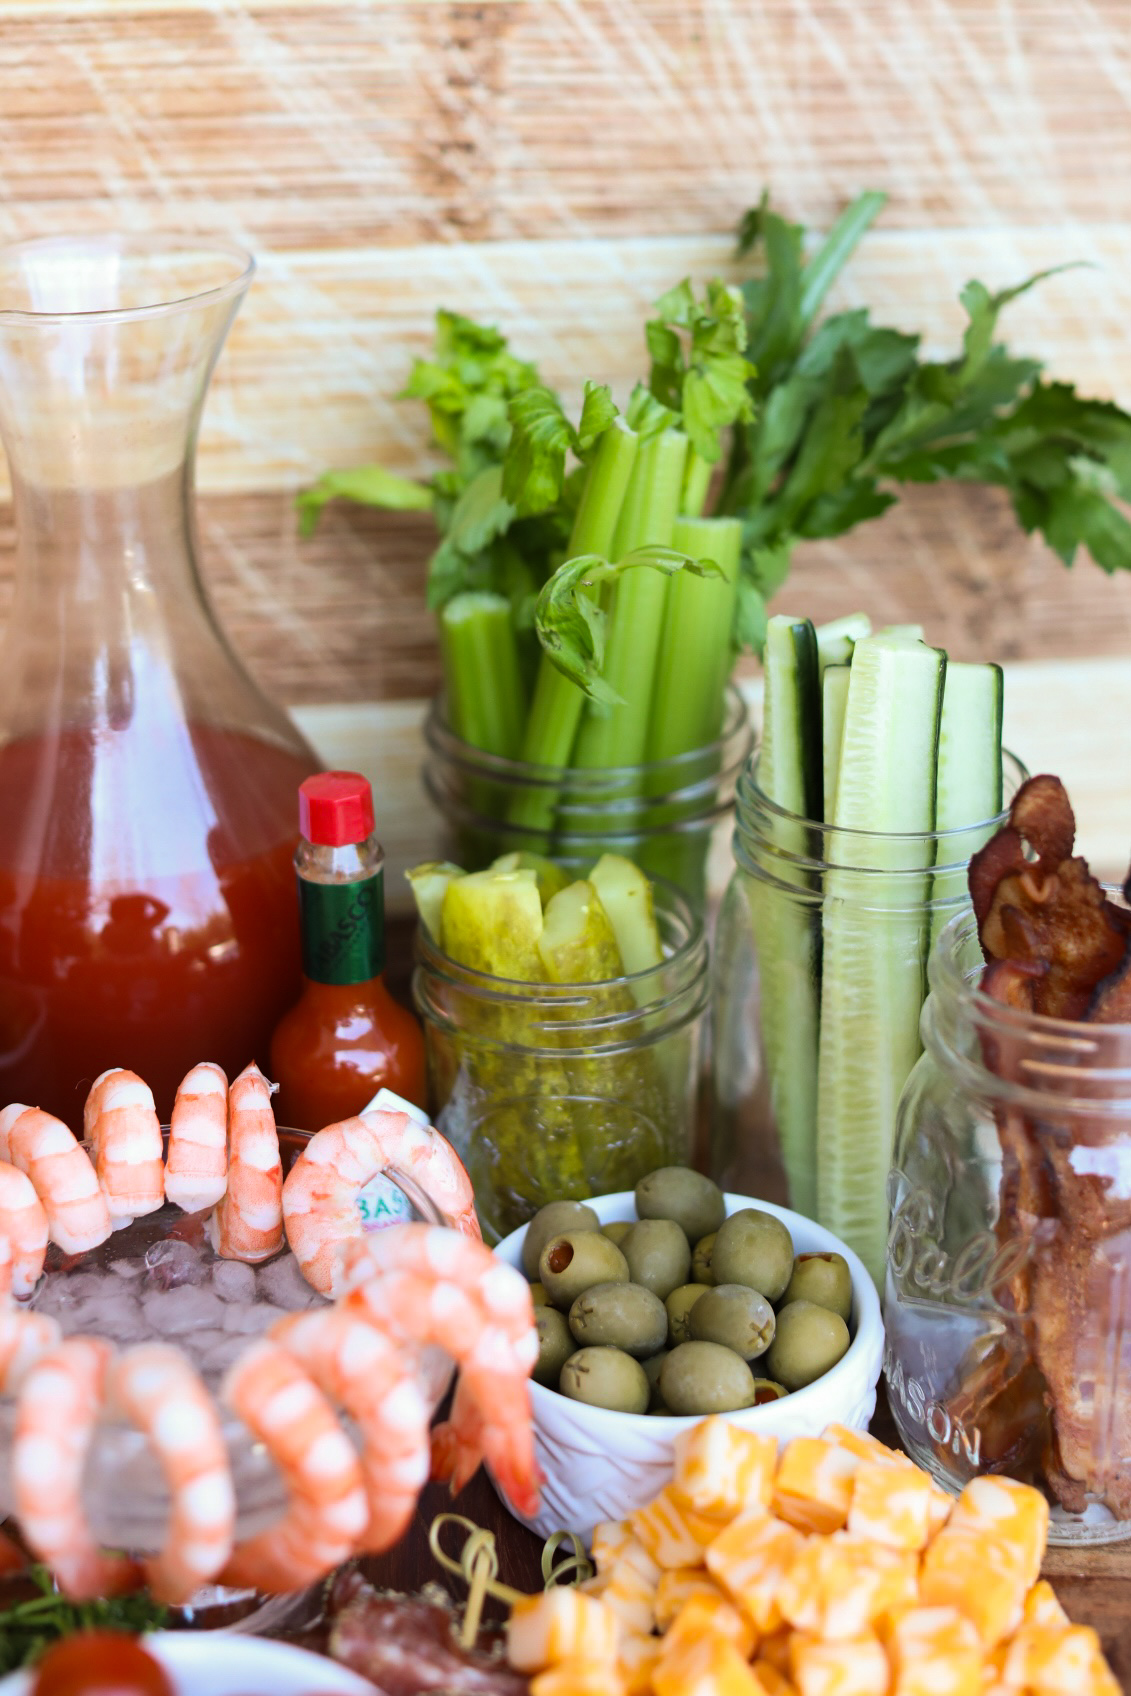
[530,1660,625,1696]
[673,1417,777,1519]
[918,1531,1025,1648]
[924,1480,955,1539]
[887,1605,981,1696]
[822,1424,913,1470]
[592,1521,660,1583]
[778,1532,916,1640]
[616,1632,663,1696]
[630,1485,708,1569]
[653,1634,766,1696]
[848,1460,934,1552]
[507,1588,621,1672]
[1023,1581,1069,1631]
[654,1567,727,1631]
[664,1590,758,1660]
[789,1631,889,1696]
[751,1663,797,1696]
[774,1439,859,1534]
[948,1476,1048,1589]
[1002,1623,1115,1693]
[599,1558,657,1636]
[758,1630,794,1676]
[705,1509,806,1633]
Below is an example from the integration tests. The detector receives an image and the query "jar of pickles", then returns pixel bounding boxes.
[884,907,1131,1545]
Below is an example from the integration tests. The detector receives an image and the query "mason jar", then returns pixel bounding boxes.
[885,907,1131,1543]
[711,753,1027,1285]
[421,681,752,910]
[412,879,709,1242]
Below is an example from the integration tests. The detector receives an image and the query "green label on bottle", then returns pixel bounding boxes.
[300,872,385,984]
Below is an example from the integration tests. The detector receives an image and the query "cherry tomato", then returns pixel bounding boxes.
[30,1633,172,1696]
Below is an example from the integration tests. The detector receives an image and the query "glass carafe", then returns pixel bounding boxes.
[0,236,319,1125]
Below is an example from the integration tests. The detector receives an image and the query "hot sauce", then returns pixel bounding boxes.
[269,771,427,1131]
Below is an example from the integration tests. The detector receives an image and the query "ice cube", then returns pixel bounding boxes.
[141,1285,226,1335]
[91,1296,149,1345]
[222,1301,290,1336]
[256,1253,319,1310]
[110,1260,143,1281]
[200,1333,252,1376]
[211,1260,257,1304]
[145,1239,206,1291]
[180,1327,228,1361]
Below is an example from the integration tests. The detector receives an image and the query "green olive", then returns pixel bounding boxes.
[780,1252,853,1322]
[688,1283,776,1361]
[659,1341,756,1416]
[751,1378,789,1404]
[540,1232,629,1309]
[568,1282,668,1358]
[691,1231,717,1286]
[533,1307,577,1387]
[665,1283,711,1345]
[602,1220,634,1247]
[712,1209,795,1303]
[620,1219,691,1300]
[522,1201,600,1280]
[635,1167,726,1244]
[560,1346,650,1414]
[529,1282,549,1307]
[642,1349,670,1398]
[764,1300,851,1391]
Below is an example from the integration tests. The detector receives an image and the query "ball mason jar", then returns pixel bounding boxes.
[421,681,752,911]
[412,879,709,1242]
[885,907,1131,1545]
[711,753,1027,1285]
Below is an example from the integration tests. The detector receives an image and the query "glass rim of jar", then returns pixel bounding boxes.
[733,749,1030,885]
[0,232,256,327]
[424,678,752,801]
[925,902,1131,1112]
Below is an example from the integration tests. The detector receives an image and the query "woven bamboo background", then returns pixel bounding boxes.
[0,0,1130,703]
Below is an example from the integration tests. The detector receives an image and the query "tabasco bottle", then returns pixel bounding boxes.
[269,770,427,1130]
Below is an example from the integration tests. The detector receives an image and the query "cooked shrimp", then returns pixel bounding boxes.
[83,1069,164,1227]
[14,1337,140,1600]
[339,1225,540,1518]
[219,1337,367,1593]
[166,1062,228,1214]
[282,1111,480,1296]
[209,1062,282,1263]
[109,1343,235,1603]
[0,1108,111,1255]
[0,1307,62,1390]
[0,1163,47,1298]
[272,1306,433,1554]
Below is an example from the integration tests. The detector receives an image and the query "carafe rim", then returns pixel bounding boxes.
[0,232,255,326]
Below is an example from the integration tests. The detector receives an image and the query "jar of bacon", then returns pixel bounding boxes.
[885,903,1131,1545]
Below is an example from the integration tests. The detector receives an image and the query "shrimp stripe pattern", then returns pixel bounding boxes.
[272,1306,433,1555]
[210,1062,283,1263]
[0,1107,111,1255]
[0,1306,60,1391]
[166,1062,228,1214]
[282,1110,481,1296]
[109,1344,236,1603]
[83,1069,164,1227]
[14,1337,140,1600]
[0,1162,47,1299]
[340,1225,541,1519]
[219,1338,367,1593]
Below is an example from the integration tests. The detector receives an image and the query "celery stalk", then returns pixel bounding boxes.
[647,516,742,762]
[681,449,714,519]
[573,430,690,769]
[439,592,526,759]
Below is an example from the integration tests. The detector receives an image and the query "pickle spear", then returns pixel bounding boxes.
[490,850,572,906]
[405,860,465,942]
[589,854,663,975]
[538,880,624,983]
[441,867,545,980]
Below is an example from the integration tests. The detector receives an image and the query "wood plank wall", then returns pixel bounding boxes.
[0,0,1130,704]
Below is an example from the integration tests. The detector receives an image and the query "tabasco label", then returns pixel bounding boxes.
[299,869,385,985]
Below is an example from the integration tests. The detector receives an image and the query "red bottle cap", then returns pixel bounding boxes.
[298,771,376,847]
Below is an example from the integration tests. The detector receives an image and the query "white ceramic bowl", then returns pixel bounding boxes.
[0,1631,376,1695]
[493,1191,884,1541]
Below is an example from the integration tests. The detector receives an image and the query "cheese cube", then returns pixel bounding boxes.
[822,1424,913,1470]
[751,1663,797,1696]
[948,1476,1048,1588]
[591,1522,661,1584]
[887,1605,981,1696]
[918,1530,1025,1648]
[778,1532,916,1639]
[706,1509,806,1633]
[599,1558,657,1635]
[848,1459,933,1552]
[663,1590,758,1660]
[758,1630,793,1676]
[789,1631,889,1696]
[653,1633,766,1696]
[630,1485,708,1569]
[616,1632,663,1696]
[1002,1623,1113,1693]
[507,1588,621,1671]
[673,1417,776,1518]
[774,1439,859,1534]
[530,1660,625,1696]
[654,1567,727,1630]
[1023,1581,1069,1631]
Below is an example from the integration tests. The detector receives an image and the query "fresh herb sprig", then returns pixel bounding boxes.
[0,1566,167,1673]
